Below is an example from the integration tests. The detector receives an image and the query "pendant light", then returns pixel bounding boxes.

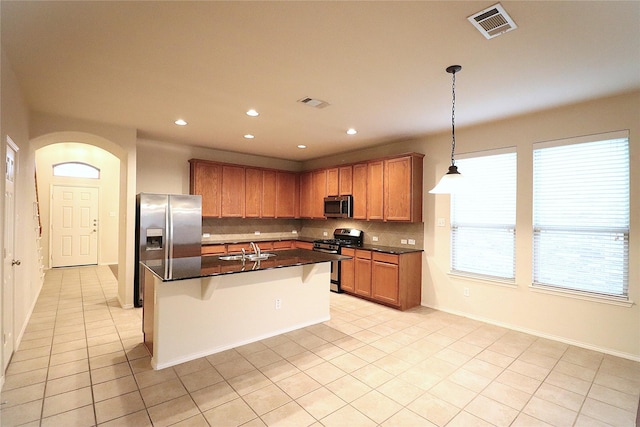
[429,65,465,194]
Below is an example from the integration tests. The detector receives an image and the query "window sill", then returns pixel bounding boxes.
[530,284,634,308]
[448,271,517,288]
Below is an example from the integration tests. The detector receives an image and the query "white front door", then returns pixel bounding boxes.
[3,138,18,371]
[51,185,99,267]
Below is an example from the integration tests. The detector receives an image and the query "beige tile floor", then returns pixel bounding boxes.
[1,265,639,427]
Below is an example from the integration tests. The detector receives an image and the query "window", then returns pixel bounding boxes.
[533,131,629,298]
[451,149,517,280]
[53,162,100,179]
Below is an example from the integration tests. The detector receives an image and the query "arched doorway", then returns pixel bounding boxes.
[36,143,120,269]
[30,131,134,309]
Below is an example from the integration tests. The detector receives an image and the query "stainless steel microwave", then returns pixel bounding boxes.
[324,195,353,218]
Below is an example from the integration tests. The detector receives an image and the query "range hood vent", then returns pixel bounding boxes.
[468,3,517,39]
[298,97,330,109]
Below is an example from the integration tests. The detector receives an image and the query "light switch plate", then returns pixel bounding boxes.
[437,218,446,227]
[408,239,415,245]
[401,239,408,244]
[254,231,260,235]
[372,236,379,242]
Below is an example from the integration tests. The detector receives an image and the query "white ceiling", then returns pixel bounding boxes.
[2,1,639,161]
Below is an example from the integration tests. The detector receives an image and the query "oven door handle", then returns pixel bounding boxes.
[313,248,339,254]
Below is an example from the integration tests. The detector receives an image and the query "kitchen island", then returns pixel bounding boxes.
[141,249,349,370]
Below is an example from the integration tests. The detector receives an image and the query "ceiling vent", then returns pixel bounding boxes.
[298,97,330,109]
[468,3,517,39]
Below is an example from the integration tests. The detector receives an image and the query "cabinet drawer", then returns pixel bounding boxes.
[272,240,294,250]
[227,243,252,254]
[201,244,226,255]
[341,247,355,257]
[295,241,314,250]
[355,249,372,259]
[372,252,399,264]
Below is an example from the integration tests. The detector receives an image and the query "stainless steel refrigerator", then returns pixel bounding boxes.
[134,193,202,307]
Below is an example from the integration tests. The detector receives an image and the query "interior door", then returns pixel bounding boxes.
[51,185,99,267]
[3,138,18,371]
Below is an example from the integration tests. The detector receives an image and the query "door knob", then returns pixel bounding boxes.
[11,260,21,266]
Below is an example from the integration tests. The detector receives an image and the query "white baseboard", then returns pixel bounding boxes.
[422,303,640,363]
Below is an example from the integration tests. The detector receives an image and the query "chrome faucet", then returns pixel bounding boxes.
[249,242,261,258]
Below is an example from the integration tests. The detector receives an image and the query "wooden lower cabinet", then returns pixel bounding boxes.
[342,249,422,310]
[354,250,372,297]
[340,248,355,293]
[372,253,399,305]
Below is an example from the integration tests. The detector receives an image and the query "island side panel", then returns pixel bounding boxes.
[152,263,331,369]
[142,267,155,355]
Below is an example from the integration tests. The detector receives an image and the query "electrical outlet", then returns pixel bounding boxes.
[323,231,328,236]
[202,233,211,238]
[291,230,298,234]
[408,239,416,245]
[463,287,470,297]
[254,231,261,235]
[275,299,282,310]
[400,239,408,244]
[372,236,379,242]
[437,218,446,227]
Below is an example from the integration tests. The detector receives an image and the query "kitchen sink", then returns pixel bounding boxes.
[218,254,244,261]
[218,253,277,261]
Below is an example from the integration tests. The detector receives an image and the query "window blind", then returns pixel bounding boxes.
[532,134,629,298]
[451,150,517,279]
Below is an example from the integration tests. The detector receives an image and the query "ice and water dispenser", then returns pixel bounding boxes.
[145,228,164,251]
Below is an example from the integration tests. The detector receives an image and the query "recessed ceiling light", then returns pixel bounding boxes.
[246,109,259,117]
[175,119,187,126]
[244,134,255,139]
[297,145,307,149]
[346,128,357,135]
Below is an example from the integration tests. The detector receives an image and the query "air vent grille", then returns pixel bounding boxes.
[298,97,330,109]
[468,3,517,39]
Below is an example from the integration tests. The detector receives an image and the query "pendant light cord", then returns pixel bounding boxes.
[450,70,457,167]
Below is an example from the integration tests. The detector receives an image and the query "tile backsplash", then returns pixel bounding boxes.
[202,217,423,249]
[300,219,424,248]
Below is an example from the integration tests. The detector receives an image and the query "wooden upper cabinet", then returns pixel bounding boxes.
[352,163,367,220]
[367,160,384,220]
[312,169,327,218]
[339,166,353,195]
[245,167,262,218]
[262,170,277,218]
[276,171,298,218]
[299,172,313,218]
[189,160,222,218]
[326,168,339,196]
[221,165,245,217]
[384,154,424,222]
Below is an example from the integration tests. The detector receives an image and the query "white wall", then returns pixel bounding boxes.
[298,90,640,360]
[35,143,120,266]
[136,138,302,195]
[1,49,41,385]
[420,91,640,360]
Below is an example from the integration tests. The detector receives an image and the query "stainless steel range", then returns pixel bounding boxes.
[313,228,364,293]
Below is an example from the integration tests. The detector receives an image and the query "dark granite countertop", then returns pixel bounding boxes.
[357,244,423,255]
[141,249,350,282]
[202,238,421,254]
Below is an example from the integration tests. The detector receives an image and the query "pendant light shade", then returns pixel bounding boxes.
[429,165,463,194]
[429,65,466,194]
